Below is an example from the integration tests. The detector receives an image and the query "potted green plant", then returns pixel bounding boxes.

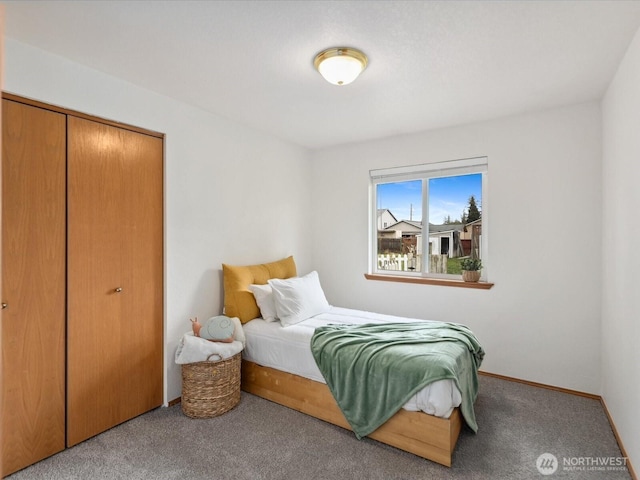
[460,257,482,282]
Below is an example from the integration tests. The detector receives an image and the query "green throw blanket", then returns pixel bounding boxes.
[310,321,485,439]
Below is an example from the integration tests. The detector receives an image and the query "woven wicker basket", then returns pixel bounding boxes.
[181,352,241,419]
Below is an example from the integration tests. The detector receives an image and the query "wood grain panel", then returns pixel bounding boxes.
[1,99,66,476]
[241,360,461,467]
[66,116,163,447]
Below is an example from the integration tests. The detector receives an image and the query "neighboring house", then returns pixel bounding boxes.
[460,218,482,258]
[380,219,422,249]
[425,223,463,258]
[378,219,421,256]
[384,219,422,236]
[378,229,401,239]
[381,220,479,258]
[459,218,481,240]
[376,209,397,230]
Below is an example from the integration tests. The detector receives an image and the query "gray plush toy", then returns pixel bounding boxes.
[190,315,235,343]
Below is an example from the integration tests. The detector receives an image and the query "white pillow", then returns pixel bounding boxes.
[268,271,330,327]
[248,284,279,322]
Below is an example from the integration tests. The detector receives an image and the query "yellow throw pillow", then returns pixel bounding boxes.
[222,256,297,323]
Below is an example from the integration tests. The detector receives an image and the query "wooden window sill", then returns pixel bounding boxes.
[364,273,494,290]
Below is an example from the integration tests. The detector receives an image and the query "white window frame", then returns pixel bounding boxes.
[369,156,488,281]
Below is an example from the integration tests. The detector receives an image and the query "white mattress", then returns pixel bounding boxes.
[242,306,462,419]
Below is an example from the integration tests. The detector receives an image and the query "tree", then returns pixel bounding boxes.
[444,215,463,225]
[467,195,480,223]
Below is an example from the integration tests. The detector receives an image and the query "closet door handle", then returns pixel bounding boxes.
[1,302,7,309]
[114,288,123,293]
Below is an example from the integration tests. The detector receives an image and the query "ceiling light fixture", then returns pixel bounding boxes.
[313,47,368,86]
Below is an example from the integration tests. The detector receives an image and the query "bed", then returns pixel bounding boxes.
[222,256,483,467]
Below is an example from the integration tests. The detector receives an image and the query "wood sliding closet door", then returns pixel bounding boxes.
[1,100,66,476]
[66,116,163,447]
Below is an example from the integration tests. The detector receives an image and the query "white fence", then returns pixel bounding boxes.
[377,254,420,272]
[377,254,447,273]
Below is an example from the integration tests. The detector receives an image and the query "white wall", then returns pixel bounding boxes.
[602,26,640,470]
[4,39,313,403]
[311,102,603,394]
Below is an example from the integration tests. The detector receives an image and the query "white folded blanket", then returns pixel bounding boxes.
[175,316,245,364]
[175,334,244,364]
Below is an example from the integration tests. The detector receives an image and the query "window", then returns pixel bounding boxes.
[370,157,487,281]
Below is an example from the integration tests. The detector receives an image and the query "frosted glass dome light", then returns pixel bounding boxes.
[313,47,368,86]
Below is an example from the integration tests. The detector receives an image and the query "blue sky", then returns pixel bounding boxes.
[376,173,482,224]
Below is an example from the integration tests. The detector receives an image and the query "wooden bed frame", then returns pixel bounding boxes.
[223,257,464,466]
[241,359,462,467]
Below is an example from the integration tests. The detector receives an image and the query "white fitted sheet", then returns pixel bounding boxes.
[242,306,462,419]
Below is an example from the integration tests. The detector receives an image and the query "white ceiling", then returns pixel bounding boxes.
[5,1,640,149]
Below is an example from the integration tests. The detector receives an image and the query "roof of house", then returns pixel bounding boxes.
[427,223,467,235]
[464,218,482,227]
[383,219,481,234]
[377,209,398,222]
[384,220,422,231]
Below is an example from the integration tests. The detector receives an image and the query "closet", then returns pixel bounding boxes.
[1,95,164,476]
